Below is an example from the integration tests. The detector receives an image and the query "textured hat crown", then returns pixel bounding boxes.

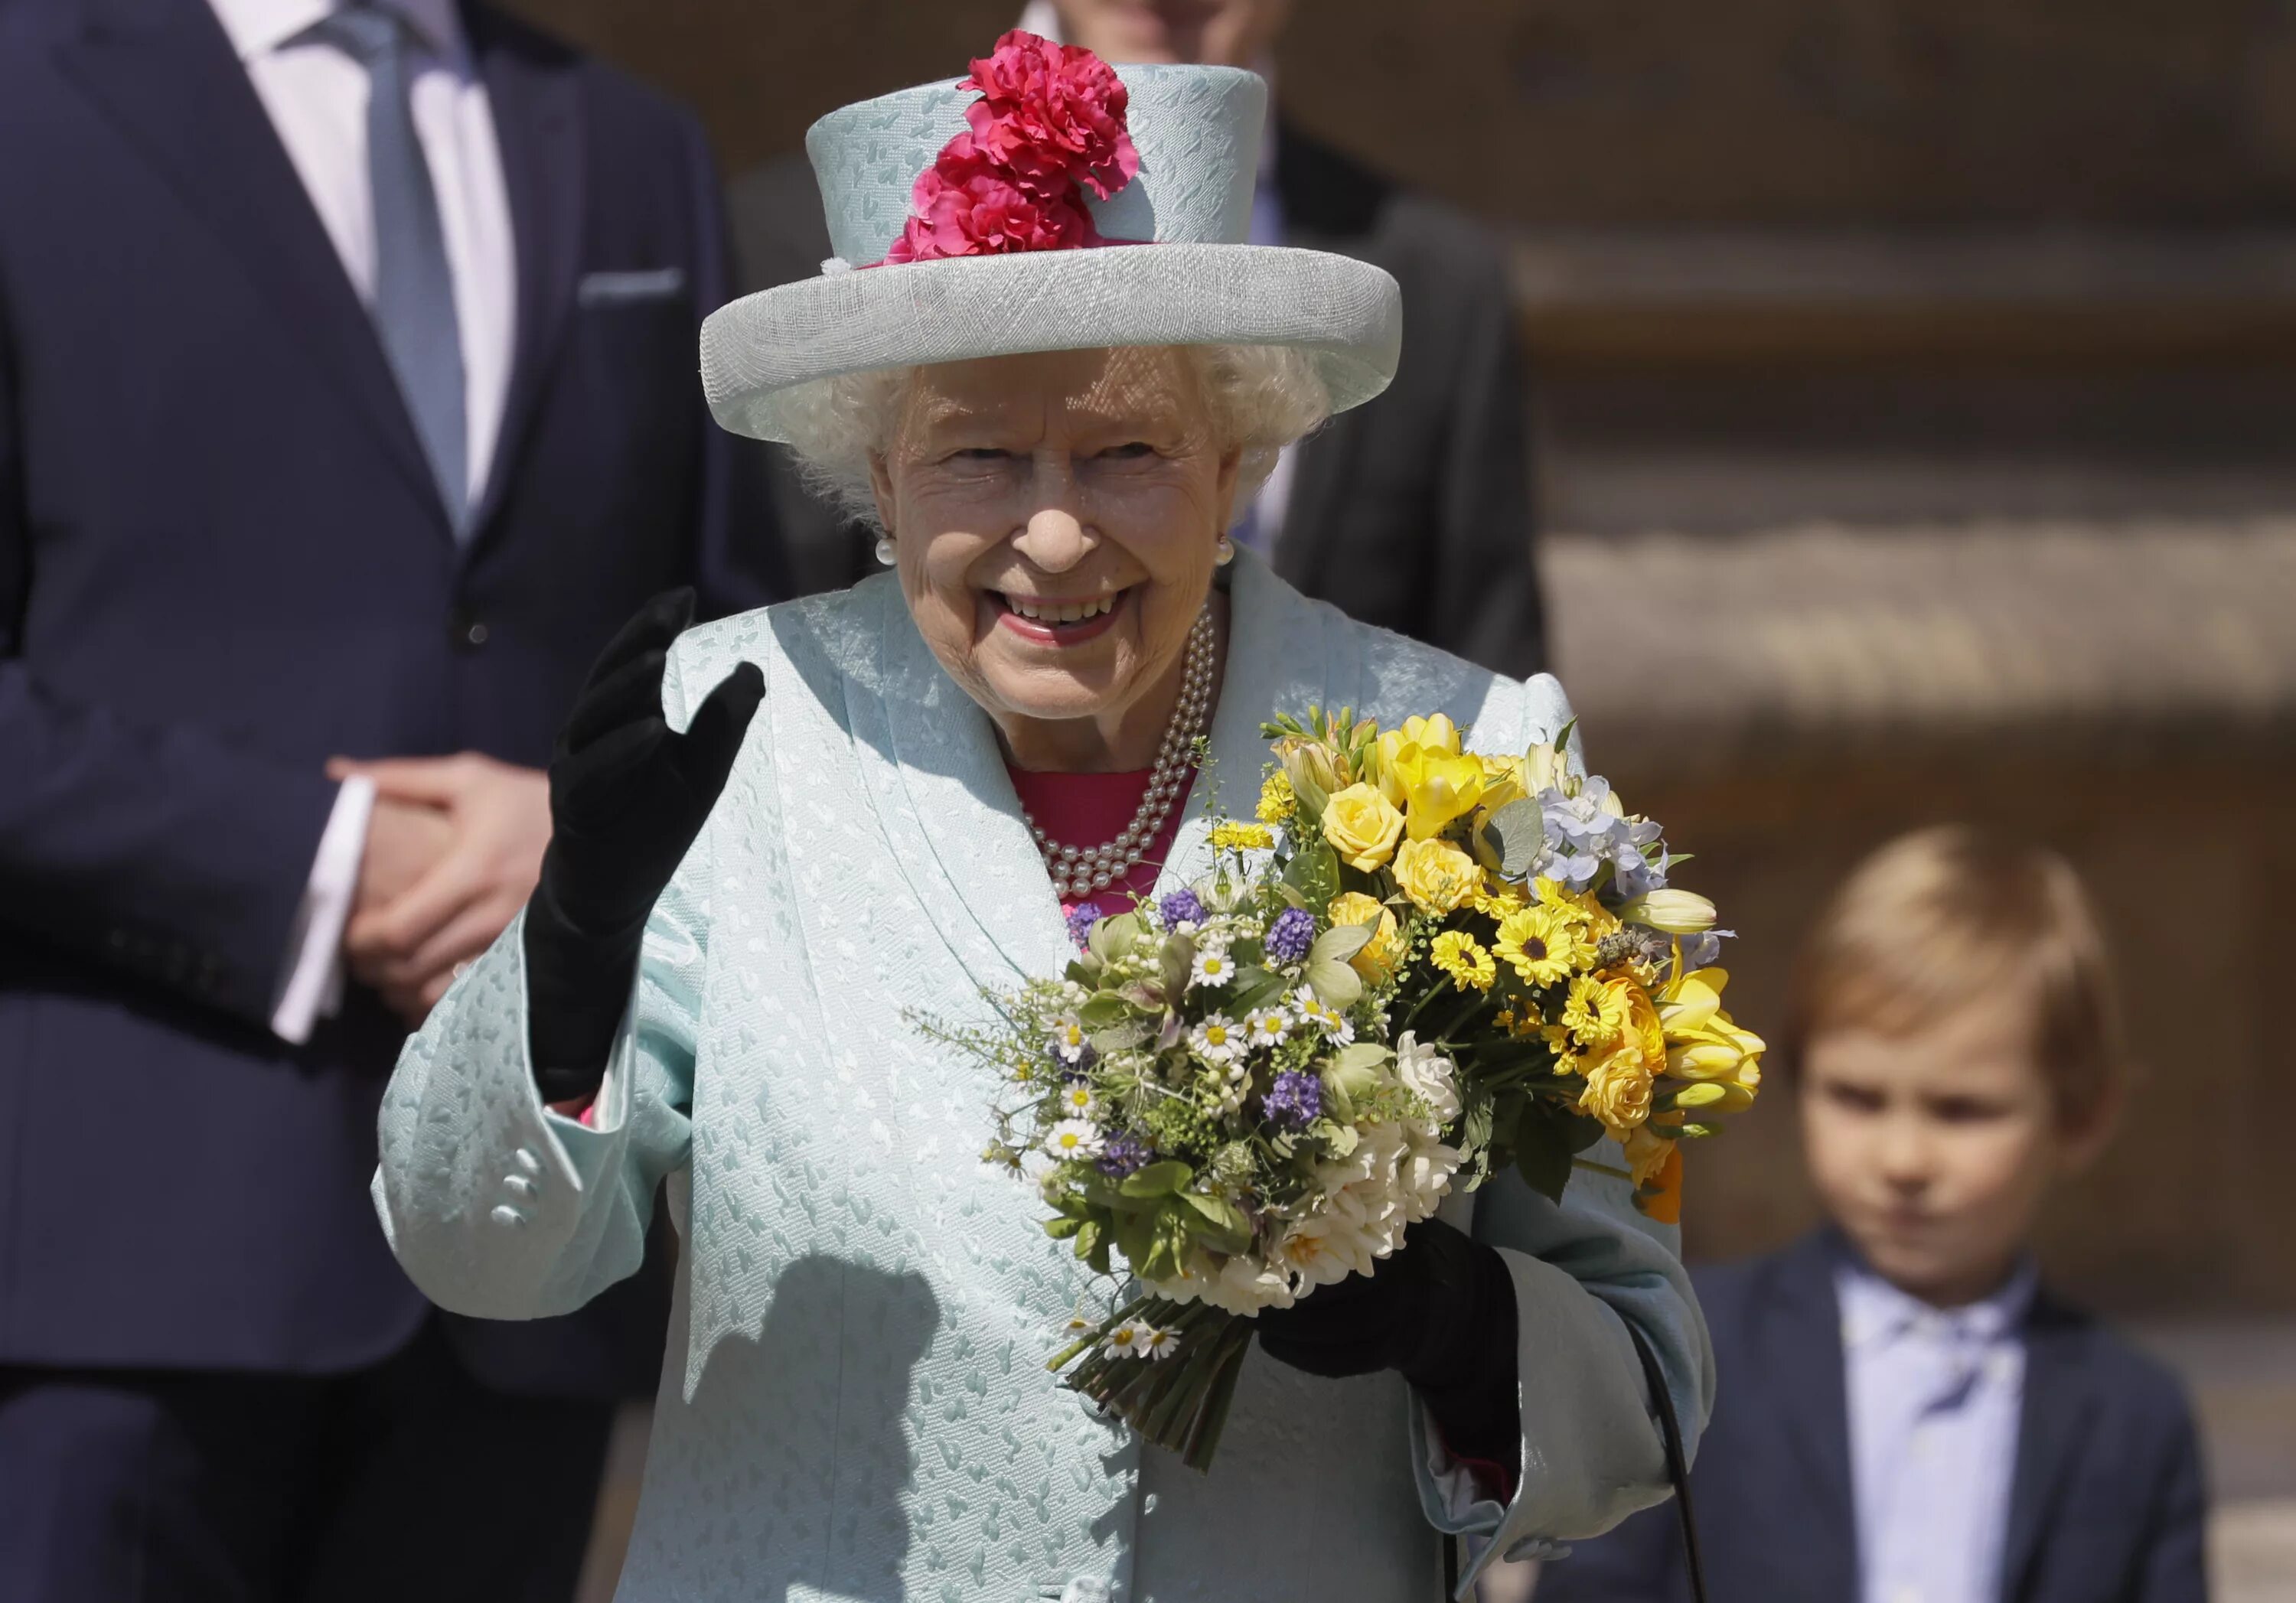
[806,64,1266,267]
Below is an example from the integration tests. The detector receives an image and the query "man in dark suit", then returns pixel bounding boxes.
[0,0,781,1595]
[1531,1233,2210,1603]
[730,0,1547,679]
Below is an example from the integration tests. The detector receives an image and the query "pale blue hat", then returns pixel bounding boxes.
[700,63,1403,445]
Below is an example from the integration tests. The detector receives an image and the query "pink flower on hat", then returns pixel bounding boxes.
[960,30,1141,202]
[885,132,1101,264]
[879,31,1139,265]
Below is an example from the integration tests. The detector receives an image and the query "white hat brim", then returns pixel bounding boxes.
[700,244,1402,445]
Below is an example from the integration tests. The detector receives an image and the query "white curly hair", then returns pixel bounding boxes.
[774,344,1332,533]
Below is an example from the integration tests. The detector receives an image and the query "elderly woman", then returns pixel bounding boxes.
[375,36,1710,1603]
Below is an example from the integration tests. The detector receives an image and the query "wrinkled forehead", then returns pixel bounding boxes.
[899,345,1206,441]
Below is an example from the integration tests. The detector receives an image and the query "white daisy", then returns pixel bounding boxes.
[1244,1007,1291,1048]
[1189,943,1236,990]
[1046,1012,1090,1064]
[1289,987,1356,1045]
[1055,1082,1097,1119]
[1135,1325,1182,1361]
[1045,1119,1104,1161]
[1104,1321,1146,1357]
[1189,1015,1244,1064]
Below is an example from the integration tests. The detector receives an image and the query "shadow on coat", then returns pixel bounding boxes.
[677,1254,941,1601]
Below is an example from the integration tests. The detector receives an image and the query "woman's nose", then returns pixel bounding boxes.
[1011,458,1094,572]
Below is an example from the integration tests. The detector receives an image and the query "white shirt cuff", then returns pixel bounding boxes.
[270,775,376,1044]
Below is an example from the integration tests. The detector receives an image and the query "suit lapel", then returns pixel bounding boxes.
[2001,1295,2097,1601]
[463,2,582,542]
[1766,1232,1861,1585]
[54,0,443,523]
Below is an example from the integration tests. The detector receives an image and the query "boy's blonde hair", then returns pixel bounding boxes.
[1785,825,2125,1125]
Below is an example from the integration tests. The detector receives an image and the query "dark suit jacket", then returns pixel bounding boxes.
[1534,1231,2209,1603]
[728,122,1546,678]
[0,0,781,1394]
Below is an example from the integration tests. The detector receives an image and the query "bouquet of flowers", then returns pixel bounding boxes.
[930,708,1764,1470]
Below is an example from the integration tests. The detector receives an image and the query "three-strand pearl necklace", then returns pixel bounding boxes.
[1023,604,1217,899]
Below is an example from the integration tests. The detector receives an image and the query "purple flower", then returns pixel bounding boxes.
[1065,901,1103,949]
[1159,888,1206,930]
[1264,906,1316,964]
[1097,1131,1153,1177]
[1261,1070,1322,1129]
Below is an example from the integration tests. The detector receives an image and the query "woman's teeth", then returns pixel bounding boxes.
[1005,593,1118,624]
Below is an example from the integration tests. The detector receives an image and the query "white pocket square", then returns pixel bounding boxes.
[577,267,687,306]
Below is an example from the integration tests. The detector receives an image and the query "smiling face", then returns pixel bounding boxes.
[869,345,1241,767]
[1799,988,2116,1307]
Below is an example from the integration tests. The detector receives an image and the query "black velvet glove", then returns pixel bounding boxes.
[1254,1217,1521,1469]
[523,588,763,1103]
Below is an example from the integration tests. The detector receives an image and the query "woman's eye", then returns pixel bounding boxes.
[1098,441,1157,461]
[949,448,1012,464]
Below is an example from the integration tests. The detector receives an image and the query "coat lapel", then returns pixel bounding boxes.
[54,0,443,524]
[1766,1232,1861,1582]
[869,580,1077,995]
[1158,551,1346,894]
[2001,1293,2098,1601]
[463,3,582,541]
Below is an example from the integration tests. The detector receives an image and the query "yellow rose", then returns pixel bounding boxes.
[1578,1047,1655,1135]
[1393,836,1484,914]
[1326,891,1404,985]
[1321,783,1404,871]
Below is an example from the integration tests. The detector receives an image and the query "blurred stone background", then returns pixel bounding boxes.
[503,2,2296,1595]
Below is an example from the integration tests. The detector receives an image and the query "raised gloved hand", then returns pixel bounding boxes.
[523,589,762,1103]
[1254,1217,1521,1470]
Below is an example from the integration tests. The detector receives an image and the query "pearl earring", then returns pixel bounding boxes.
[874,534,897,566]
[1214,533,1236,566]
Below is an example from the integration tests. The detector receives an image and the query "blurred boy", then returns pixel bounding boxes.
[1534,826,2207,1603]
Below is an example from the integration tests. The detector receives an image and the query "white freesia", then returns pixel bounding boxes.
[1393,1031,1462,1127]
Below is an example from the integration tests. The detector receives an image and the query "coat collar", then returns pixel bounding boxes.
[461,4,583,544]
[866,550,1355,999]
[2001,1289,2100,1599]
[1762,1230,1861,1583]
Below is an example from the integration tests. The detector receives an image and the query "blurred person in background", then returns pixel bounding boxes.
[1534,826,2207,1603]
[0,0,782,1596]
[730,0,1548,679]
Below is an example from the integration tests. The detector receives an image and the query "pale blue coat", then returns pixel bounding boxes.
[373,553,1714,1602]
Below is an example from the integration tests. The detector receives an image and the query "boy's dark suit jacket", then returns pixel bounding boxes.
[729,124,1547,679]
[0,0,781,1395]
[1534,1231,2208,1603]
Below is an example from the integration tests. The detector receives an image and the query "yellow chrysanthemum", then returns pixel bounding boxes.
[1541,1022,1584,1074]
[1532,876,1620,939]
[1209,821,1274,851]
[1473,880,1530,919]
[1493,904,1594,988]
[1561,973,1632,1051]
[1255,771,1298,825]
[1429,931,1496,992]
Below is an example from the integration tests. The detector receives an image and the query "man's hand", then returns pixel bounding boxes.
[331,753,552,1026]
[357,795,455,918]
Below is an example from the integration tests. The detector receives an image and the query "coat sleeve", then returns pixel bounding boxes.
[0,288,338,1025]
[1413,670,1716,1594]
[370,642,727,1320]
